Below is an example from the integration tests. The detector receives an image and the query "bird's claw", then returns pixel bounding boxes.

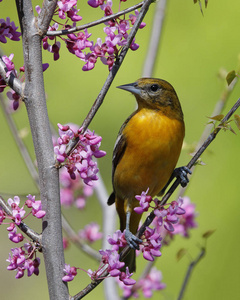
[173,166,192,187]
[125,229,142,250]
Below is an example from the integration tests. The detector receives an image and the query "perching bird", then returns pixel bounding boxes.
[108,78,190,273]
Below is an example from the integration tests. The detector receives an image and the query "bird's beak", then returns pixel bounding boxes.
[117,82,141,96]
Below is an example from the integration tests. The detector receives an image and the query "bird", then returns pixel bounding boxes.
[107,78,190,273]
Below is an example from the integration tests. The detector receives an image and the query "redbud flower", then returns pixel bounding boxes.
[107,229,127,251]
[141,227,162,261]
[119,267,136,285]
[0,17,21,43]
[138,267,166,297]
[62,264,77,282]
[134,188,152,214]
[78,222,103,243]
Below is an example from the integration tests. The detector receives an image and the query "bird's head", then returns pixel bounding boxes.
[117,78,183,120]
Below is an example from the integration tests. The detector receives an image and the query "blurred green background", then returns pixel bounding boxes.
[1,0,240,299]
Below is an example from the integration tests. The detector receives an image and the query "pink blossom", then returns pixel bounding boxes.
[0,209,6,224]
[24,258,40,276]
[31,200,46,218]
[8,196,20,210]
[6,89,20,110]
[8,226,24,243]
[57,0,82,21]
[79,222,102,243]
[119,267,136,285]
[141,227,162,261]
[54,124,106,186]
[2,54,15,77]
[107,230,127,251]
[12,208,26,225]
[139,267,166,297]
[0,17,21,43]
[62,264,77,282]
[134,188,152,214]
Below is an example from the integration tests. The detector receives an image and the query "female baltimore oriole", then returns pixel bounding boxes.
[108,78,190,272]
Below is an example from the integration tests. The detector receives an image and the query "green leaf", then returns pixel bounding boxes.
[176,248,187,261]
[202,229,216,239]
[226,70,236,85]
[207,114,224,121]
[234,114,240,131]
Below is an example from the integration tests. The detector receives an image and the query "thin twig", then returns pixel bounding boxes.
[142,0,167,77]
[160,97,240,207]
[177,247,205,300]
[95,173,118,300]
[177,76,238,198]
[0,196,42,243]
[0,94,39,187]
[62,214,101,261]
[38,0,58,35]
[46,2,144,37]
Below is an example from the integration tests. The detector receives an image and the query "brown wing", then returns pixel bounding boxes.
[107,111,137,205]
[112,110,138,184]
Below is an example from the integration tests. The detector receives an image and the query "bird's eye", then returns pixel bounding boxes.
[150,84,159,92]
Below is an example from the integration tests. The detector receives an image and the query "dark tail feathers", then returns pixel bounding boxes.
[107,192,115,205]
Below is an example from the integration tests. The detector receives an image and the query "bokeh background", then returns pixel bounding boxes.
[1,0,240,299]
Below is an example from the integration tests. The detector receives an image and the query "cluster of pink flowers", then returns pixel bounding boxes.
[63,249,136,285]
[91,249,135,285]
[0,17,21,43]
[134,190,197,240]
[151,197,197,245]
[0,54,49,110]
[7,244,40,279]
[54,123,106,186]
[118,267,166,298]
[1,195,46,229]
[0,54,21,110]
[109,192,197,297]
[0,195,45,279]
[40,0,146,70]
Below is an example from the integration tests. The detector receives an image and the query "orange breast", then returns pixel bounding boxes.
[114,108,185,200]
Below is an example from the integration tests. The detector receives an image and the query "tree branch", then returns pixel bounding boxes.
[142,0,167,77]
[38,0,58,35]
[177,247,205,300]
[46,1,144,37]
[0,56,23,96]
[15,0,69,299]
[160,97,240,206]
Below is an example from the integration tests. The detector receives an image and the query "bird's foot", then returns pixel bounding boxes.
[125,229,142,250]
[173,166,192,187]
